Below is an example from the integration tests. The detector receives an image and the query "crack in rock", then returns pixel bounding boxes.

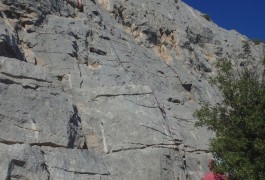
[110,143,177,154]
[0,140,24,145]
[89,92,152,102]
[139,124,168,137]
[0,78,41,90]
[0,141,66,148]
[50,166,110,176]
[124,98,158,108]
[0,72,52,83]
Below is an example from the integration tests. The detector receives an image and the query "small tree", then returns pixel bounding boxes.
[202,14,211,21]
[194,57,265,179]
[251,39,264,45]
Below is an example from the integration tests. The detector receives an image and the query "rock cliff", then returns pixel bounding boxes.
[0,0,264,179]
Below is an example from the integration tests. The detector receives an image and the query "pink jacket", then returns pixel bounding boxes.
[203,172,227,180]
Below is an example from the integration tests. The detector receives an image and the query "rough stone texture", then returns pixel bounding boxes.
[0,144,49,179]
[0,0,264,179]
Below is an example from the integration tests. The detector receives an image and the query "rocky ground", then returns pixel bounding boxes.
[0,0,264,179]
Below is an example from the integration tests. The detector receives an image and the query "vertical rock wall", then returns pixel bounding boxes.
[0,0,264,179]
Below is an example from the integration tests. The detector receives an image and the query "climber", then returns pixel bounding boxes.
[203,159,227,180]
[77,0,84,11]
[67,0,83,11]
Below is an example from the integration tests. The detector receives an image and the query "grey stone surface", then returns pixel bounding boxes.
[75,85,173,153]
[0,144,49,179]
[42,147,110,180]
[0,57,84,148]
[0,0,264,179]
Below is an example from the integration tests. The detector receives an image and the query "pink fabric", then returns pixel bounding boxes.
[77,0,83,6]
[203,172,226,180]
[204,172,215,180]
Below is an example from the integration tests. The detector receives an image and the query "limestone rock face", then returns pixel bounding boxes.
[0,0,264,179]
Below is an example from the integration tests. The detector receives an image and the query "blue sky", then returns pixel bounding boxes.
[182,0,265,41]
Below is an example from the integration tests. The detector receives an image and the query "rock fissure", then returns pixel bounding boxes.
[110,143,177,153]
[0,140,69,149]
[89,92,152,101]
[124,98,158,108]
[0,77,42,90]
[44,163,50,180]
[77,64,83,88]
[0,140,24,145]
[49,166,110,176]
[171,116,195,123]
[150,91,174,137]
[139,124,169,137]
[106,38,127,72]
[0,77,20,85]
[184,148,210,153]
[29,142,67,148]
[0,72,52,83]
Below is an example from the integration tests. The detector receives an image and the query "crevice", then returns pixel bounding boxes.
[29,142,66,148]
[89,92,152,101]
[1,72,52,83]
[157,56,194,93]
[142,29,160,45]
[50,166,110,176]
[82,141,88,149]
[150,91,185,150]
[111,143,176,154]
[171,116,194,123]
[124,98,158,108]
[139,125,168,137]
[184,148,210,153]
[21,84,40,90]
[0,40,18,59]
[0,27,25,61]
[77,64,83,88]
[99,35,110,40]
[0,78,16,85]
[0,140,67,148]
[56,74,65,81]
[50,92,59,96]
[90,47,107,55]
[0,140,24,145]
[167,97,180,104]
[0,78,41,90]
[182,83,192,92]
[100,30,127,72]
[157,70,164,74]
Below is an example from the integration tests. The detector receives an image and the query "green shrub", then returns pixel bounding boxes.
[202,14,211,21]
[252,39,263,45]
[194,58,265,179]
